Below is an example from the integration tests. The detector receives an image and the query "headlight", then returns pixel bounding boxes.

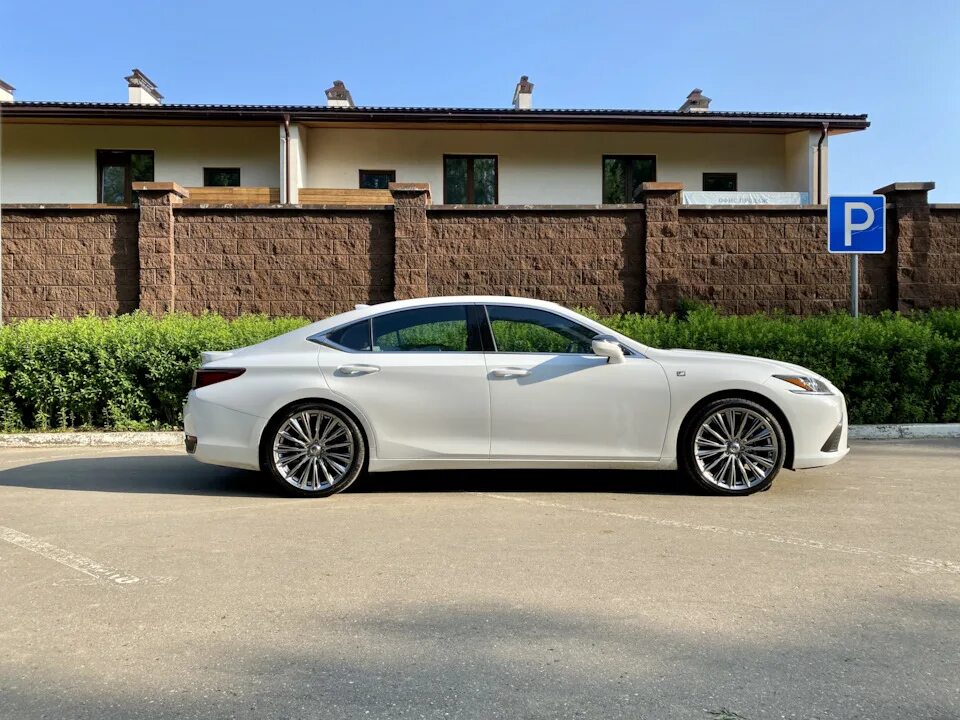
[773,374,833,394]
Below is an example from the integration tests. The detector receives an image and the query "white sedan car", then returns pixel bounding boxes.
[184,296,848,497]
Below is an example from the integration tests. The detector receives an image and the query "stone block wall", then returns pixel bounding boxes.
[2,181,958,321]
[927,206,960,309]
[424,207,645,313]
[1,207,138,319]
[172,207,394,317]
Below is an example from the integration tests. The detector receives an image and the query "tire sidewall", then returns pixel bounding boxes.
[681,398,786,495]
[260,401,367,497]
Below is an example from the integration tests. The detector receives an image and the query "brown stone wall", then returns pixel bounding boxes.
[424,207,645,313]
[2,181,958,321]
[668,207,895,315]
[928,206,960,308]
[670,207,856,315]
[1,208,138,319]
[171,207,394,318]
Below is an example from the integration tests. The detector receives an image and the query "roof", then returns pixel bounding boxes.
[0,101,869,131]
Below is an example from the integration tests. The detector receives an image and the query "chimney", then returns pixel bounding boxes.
[512,75,534,110]
[126,68,163,105]
[0,79,14,102]
[325,80,355,108]
[679,88,711,113]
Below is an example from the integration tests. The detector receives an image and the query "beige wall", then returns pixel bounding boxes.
[305,127,809,204]
[0,123,280,203]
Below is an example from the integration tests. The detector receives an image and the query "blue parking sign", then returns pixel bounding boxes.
[828,195,885,254]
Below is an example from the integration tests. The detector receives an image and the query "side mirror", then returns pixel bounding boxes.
[591,335,625,364]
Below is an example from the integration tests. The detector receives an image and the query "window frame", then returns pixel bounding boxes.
[702,172,738,191]
[601,154,657,204]
[358,169,397,190]
[96,149,155,204]
[481,303,636,356]
[311,304,486,353]
[442,154,499,205]
[203,167,242,187]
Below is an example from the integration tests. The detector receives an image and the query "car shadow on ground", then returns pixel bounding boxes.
[0,454,693,497]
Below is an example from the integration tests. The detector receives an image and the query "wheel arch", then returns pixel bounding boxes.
[256,396,373,472]
[677,389,795,470]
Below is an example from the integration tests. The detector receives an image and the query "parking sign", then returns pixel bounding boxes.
[828,195,885,254]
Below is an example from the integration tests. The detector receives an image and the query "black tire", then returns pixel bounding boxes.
[260,401,367,497]
[679,398,786,496]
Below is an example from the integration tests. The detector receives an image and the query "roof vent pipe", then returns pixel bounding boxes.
[679,88,711,113]
[0,79,14,103]
[512,75,534,110]
[325,80,355,108]
[126,69,163,105]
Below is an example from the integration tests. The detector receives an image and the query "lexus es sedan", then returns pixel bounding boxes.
[184,296,848,497]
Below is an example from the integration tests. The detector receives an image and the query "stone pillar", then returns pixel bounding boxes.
[874,182,935,312]
[641,182,683,314]
[133,181,188,313]
[389,182,431,300]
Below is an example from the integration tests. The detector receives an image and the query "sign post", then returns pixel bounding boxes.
[828,195,886,318]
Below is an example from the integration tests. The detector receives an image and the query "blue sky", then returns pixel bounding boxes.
[2,0,958,199]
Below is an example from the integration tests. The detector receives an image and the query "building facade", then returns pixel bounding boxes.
[0,73,867,207]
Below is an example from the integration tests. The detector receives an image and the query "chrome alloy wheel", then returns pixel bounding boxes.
[693,407,779,491]
[272,409,356,491]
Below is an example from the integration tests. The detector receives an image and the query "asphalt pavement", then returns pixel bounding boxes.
[0,440,958,719]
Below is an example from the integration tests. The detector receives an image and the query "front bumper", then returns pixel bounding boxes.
[786,391,849,470]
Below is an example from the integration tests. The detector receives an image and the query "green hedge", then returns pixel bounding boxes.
[0,308,958,431]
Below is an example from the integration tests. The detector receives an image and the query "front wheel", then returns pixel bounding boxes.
[680,398,786,495]
[261,402,366,497]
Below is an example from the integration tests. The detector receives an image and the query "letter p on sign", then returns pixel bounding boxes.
[828,195,886,254]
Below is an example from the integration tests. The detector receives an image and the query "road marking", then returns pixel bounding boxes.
[472,493,960,576]
[0,526,142,585]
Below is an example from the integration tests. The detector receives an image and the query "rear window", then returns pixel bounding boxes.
[324,320,371,351]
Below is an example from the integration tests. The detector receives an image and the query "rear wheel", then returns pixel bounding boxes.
[261,402,366,497]
[681,398,785,495]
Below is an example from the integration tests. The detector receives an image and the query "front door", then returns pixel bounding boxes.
[483,305,670,460]
[320,304,490,459]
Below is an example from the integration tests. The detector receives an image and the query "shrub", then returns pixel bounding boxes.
[0,313,309,431]
[0,308,958,431]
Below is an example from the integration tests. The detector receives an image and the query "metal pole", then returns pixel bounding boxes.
[850,254,859,318]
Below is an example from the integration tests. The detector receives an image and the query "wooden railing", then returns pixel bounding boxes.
[183,187,280,204]
[298,188,393,206]
[181,187,393,206]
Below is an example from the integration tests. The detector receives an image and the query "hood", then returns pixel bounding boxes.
[650,347,823,379]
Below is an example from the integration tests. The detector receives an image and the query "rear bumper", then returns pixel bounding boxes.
[183,392,262,471]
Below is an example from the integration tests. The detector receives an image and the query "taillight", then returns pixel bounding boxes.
[192,368,246,389]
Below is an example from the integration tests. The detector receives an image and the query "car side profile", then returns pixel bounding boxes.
[184,296,848,497]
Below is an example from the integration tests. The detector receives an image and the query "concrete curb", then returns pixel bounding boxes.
[0,432,183,448]
[847,424,960,440]
[0,425,958,448]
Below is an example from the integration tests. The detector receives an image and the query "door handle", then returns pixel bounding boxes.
[337,364,381,376]
[490,367,531,378]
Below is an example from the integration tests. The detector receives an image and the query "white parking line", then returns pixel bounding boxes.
[472,493,960,576]
[0,526,142,585]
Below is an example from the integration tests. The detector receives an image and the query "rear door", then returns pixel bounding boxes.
[482,304,670,460]
[319,304,490,459]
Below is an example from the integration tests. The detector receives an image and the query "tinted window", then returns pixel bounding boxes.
[602,155,656,204]
[486,306,597,354]
[97,149,154,204]
[703,172,737,191]
[443,155,497,204]
[204,168,241,187]
[359,170,396,189]
[373,306,469,352]
[325,320,371,351]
